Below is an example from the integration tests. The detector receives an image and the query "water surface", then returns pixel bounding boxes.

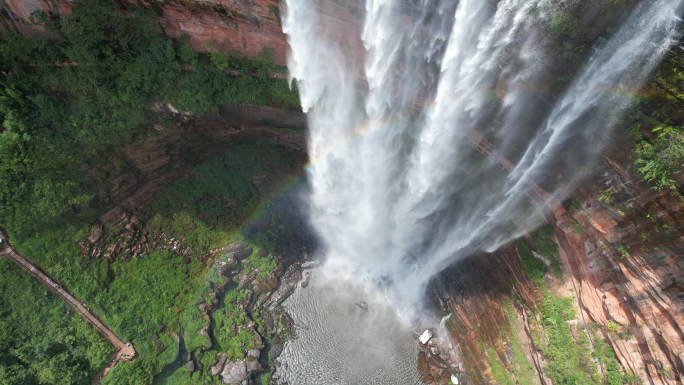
[275,275,422,385]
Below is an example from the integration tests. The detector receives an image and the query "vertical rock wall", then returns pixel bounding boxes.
[1,0,290,65]
[433,114,684,385]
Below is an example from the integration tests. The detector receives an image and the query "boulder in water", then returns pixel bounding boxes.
[419,329,433,345]
[270,342,284,359]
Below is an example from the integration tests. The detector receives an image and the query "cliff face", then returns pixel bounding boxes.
[555,167,684,384]
[95,105,305,223]
[431,156,684,385]
[431,84,684,385]
[1,0,289,65]
[4,1,683,384]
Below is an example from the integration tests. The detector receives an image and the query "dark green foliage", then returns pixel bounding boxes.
[154,140,264,227]
[539,224,555,238]
[10,138,303,384]
[528,283,639,385]
[0,0,300,238]
[516,238,546,280]
[531,227,563,278]
[627,47,684,195]
[635,126,684,193]
[211,290,259,360]
[15,229,187,384]
[537,290,597,385]
[0,263,113,384]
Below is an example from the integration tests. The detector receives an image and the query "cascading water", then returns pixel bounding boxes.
[276,0,684,383]
[285,0,683,303]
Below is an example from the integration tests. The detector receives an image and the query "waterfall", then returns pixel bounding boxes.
[283,0,684,305]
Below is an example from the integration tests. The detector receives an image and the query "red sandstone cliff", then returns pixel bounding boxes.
[431,102,684,385]
[1,0,290,65]
[3,1,682,383]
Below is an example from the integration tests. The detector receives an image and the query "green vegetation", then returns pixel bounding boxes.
[0,7,303,380]
[617,244,630,258]
[0,262,113,384]
[509,266,640,385]
[530,286,637,385]
[487,347,515,385]
[572,219,583,234]
[627,47,684,196]
[516,225,562,280]
[570,197,584,212]
[501,301,539,385]
[6,136,304,384]
[535,289,594,384]
[0,0,300,238]
[634,125,684,193]
[515,227,639,385]
[17,228,195,384]
[211,289,259,360]
[531,225,563,278]
[517,238,546,281]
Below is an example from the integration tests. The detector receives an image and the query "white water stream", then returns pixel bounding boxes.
[277,0,683,382]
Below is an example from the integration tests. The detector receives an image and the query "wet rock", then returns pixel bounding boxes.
[218,257,238,275]
[245,359,262,373]
[237,271,258,291]
[266,263,302,309]
[300,269,311,288]
[262,313,275,329]
[247,349,260,359]
[427,353,449,369]
[419,329,433,345]
[221,360,247,384]
[198,323,212,349]
[211,352,227,376]
[418,351,428,373]
[232,245,253,261]
[254,274,279,297]
[270,341,284,359]
[185,360,195,372]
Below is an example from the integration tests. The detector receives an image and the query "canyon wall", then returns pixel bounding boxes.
[0,0,290,65]
[3,1,682,384]
[431,73,684,385]
[432,162,684,385]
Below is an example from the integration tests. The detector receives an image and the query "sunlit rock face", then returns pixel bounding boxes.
[284,0,683,305]
[1,0,290,65]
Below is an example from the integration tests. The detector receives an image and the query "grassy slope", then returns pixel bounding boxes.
[6,137,305,384]
[0,262,114,384]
